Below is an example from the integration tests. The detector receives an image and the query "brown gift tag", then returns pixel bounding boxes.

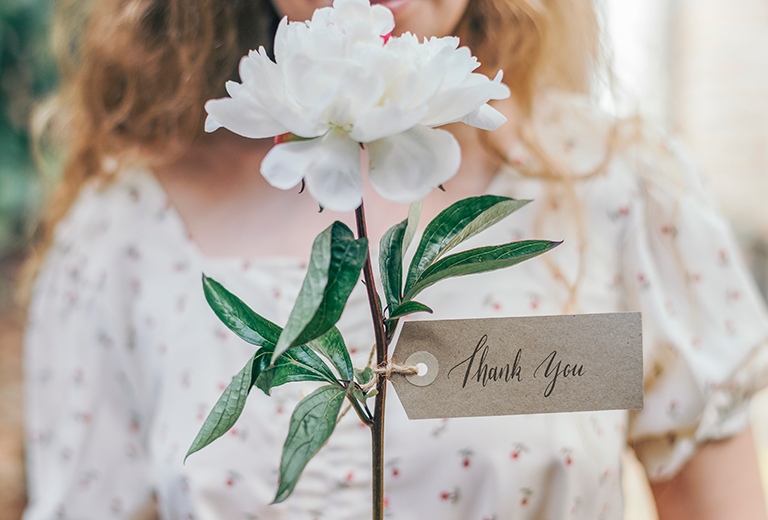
[389,313,643,420]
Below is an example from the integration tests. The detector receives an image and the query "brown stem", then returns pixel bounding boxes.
[354,202,389,520]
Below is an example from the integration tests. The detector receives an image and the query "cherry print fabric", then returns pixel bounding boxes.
[23,93,768,519]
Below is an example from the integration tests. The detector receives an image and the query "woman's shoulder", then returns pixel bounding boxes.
[52,167,178,251]
[42,167,191,288]
[516,90,711,200]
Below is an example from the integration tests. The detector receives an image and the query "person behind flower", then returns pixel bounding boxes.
[23,0,768,519]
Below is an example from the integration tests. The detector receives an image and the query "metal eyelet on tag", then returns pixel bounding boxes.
[405,351,439,387]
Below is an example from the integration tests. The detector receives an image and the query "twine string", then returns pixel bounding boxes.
[372,362,419,378]
[358,362,419,392]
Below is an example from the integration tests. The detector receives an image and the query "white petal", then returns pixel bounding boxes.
[260,98,329,139]
[370,5,395,36]
[310,6,335,27]
[420,75,510,127]
[204,114,223,133]
[273,17,291,64]
[334,0,370,21]
[460,104,507,131]
[261,131,364,212]
[282,54,347,109]
[326,65,386,127]
[387,66,442,114]
[239,48,281,91]
[420,37,477,89]
[354,43,410,93]
[367,126,460,204]
[241,47,329,138]
[304,130,364,212]
[349,104,427,143]
[204,95,287,138]
[261,140,315,190]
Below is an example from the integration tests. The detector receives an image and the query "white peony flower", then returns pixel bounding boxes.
[205,0,510,212]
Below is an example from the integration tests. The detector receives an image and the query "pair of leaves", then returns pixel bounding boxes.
[274,221,368,363]
[187,364,349,505]
[203,276,354,382]
[186,277,354,462]
[379,195,552,319]
[250,331,356,397]
[253,344,337,395]
[354,367,374,386]
[404,195,532,295]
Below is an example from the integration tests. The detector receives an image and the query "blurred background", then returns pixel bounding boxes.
[602,1,768,517]
[0,0,767,518]
[0,0,55,518]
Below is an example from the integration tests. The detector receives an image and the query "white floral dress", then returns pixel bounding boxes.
[23,94,768,520]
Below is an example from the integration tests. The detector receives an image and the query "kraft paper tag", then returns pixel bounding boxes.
[389,313,643,420]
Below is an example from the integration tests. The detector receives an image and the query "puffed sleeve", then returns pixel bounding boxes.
[624,140,768,480]
[23,190,155,519]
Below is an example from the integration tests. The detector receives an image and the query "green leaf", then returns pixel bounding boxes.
[348,382,367,404]
[379,219,408,311]
[354,367,374,386]
[405,196,531,294]
[402,199,423,259]
[274,385,346,503]
[308,326,353,382]
[379,201,424,314]
[185,355,255,462]
[274,222,368,363]
[203,275,281,347]
[388,300,433,320]
[405,240,561,300]
[253,345,340,395]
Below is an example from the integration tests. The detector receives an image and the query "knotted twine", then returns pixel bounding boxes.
[335,344,420,424]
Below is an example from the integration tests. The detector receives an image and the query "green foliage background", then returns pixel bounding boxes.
[0,0,56,257]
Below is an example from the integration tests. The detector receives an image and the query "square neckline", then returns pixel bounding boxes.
[128,163,517,268]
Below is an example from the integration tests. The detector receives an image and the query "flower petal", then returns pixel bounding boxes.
[273,17,291,64]
[204,83,287,138]
[282,53,348,109]
[334,0,394,41]
[459,104,507,131]
[304,132,364,212]
[369,4,396,36]
[348,104,427,143]
[261,130,364,212]
[367,125,460,203]
[261,141,314,191]
[240,48,329,138]
[420,72,511,127]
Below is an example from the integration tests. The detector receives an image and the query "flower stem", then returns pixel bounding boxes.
[354,202,388,520]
